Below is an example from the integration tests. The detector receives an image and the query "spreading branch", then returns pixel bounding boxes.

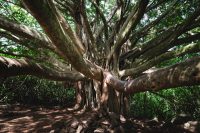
[22,0,102,80]
[104,56,200,94]
[0,56,85,81]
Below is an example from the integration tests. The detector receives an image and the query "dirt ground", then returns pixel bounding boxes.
[0,103,199,133]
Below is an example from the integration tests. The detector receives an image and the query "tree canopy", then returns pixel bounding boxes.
[0,0,200,93]
[1,1,200,132]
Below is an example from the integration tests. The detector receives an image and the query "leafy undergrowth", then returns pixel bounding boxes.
[0,103,199,133]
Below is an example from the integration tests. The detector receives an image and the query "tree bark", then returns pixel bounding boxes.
[105,56,200,93]
[1,0,200,117]
[0,56,85,81]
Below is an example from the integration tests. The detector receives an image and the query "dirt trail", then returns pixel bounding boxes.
[0,103,199,133]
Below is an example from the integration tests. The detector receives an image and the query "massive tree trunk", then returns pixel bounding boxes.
[0,0,200,116]
[1,55,200,114]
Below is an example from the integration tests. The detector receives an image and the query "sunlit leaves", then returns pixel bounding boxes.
[131,86,200,120]
[0,0,39,28]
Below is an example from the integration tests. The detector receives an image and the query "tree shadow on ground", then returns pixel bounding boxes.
[0,103,199,133]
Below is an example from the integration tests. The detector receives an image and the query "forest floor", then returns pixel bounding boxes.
[0,103,199,133]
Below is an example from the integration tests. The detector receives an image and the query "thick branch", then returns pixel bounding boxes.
[0,30,24,43]
[120,26,175,63]
[0,16,53,49]
[125,7,200,68]
[125,56,200,93]
[119,42,200,77]
[129,0,177,48]
[0,56,85,81]
[112,0,148,51]
[106,0,148,67]
[104,56,200,94]
[22,0,102,80]
[146,0,168,12]
[174,33,200,45]
[90,0,109,39]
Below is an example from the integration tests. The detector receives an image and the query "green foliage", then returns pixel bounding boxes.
[0,76,75,106]
[0,0,40,28]
[130,86,200,120]
[0,0,199,121]
[2,76,200,121]
[157,52,200,68]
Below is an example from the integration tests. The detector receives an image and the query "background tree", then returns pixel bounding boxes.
[0,0,200,116]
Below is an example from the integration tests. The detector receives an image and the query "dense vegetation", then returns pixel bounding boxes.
[0,0,200,132]
[0,76,75,105]
[1,76,200,121]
